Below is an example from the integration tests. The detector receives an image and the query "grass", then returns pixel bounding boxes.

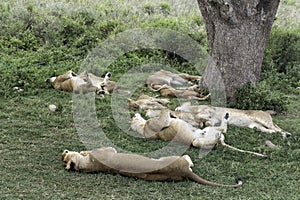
[0,0,299,199]
[1,91,299,199]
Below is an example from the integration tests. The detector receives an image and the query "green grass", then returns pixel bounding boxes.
[0,0,299,199]
[1,90,299,199]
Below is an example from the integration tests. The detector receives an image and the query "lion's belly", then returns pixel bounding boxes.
[158,120,195,145]
[228,116,253,127]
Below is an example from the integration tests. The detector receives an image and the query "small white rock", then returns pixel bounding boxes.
[13,87,24,92]
[49,104,57,112]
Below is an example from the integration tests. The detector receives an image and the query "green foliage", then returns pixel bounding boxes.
[159,2,171,15]
[254,26,300,111]
[143,2,171,16]
[233,81,289,112]
[260,68,299,94]
[263,27,300,87]
[283,0,296,6]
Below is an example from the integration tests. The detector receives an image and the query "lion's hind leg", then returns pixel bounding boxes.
[182,155,194,170]
[248,123,277,134]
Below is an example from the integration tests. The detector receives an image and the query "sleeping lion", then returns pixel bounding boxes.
[131,109,220,149]
[145,70,209,100]
[127,94,170,110]
[49,70,116,94]
[61,147,242,187]
[175,102,292,137]
[131,110,267,157]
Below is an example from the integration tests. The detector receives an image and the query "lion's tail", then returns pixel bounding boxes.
[186,171,242,188]
[148,84,170,92]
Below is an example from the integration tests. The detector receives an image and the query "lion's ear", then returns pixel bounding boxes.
[61,150,69,161]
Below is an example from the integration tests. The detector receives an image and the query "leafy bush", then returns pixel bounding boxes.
[260,68,299,94]
[262,27,300,89]
[231,26,300,112]
[233,81,289,112]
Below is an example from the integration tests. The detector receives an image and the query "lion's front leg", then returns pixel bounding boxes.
[66,160,72,170]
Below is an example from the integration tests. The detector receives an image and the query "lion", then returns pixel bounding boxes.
[127,95,170,110]
[145,70,201,89]
[131,109,220,149]
[61,147,242,187]
[145,109,209,127]
[49,70,116,94]
[131,110,267,157]
[153,85,211,100]
[175,102,292,137]
[145,70,209,100]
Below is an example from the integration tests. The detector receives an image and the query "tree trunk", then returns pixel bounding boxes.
[197,0,280,103]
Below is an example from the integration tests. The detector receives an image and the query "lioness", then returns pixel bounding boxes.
[145,109,209,127]
[145,70,201,89]
[153,85,211,100]
[127,95,170,110]
[61,147,242,187]
[49,70,116,94]
[131,110,267,157]
[145,70,208,100]
[131,109,223,149]
[175,103,292,137]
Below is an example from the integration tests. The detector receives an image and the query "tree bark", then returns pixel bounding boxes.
[197,0,280,103]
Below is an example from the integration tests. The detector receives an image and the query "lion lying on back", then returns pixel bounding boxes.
[175,103,292,137]
[145,70,209,100]
[131,110,267,157]
[145,70,201,89]
[49,70,116,94]
[61,147,242,187]
[127,95,170,110]
[145,109,208,127]
[131,109,220,149]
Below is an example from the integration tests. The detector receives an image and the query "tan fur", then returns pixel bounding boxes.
[128,95,170,110]
[50,70,116,94]
[146,109,207,127]
[132,110,267,157]
[145,70,208,100]
[175,103,292,137]
[145,70,200,88]
[61,147,242,187]
[158,86,211,100]
[131,110,220,149]
[79,72,116,94]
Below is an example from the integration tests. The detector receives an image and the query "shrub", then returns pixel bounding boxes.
[233,81,289,113]
[260,68,299,94]
[263,27,300,87]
